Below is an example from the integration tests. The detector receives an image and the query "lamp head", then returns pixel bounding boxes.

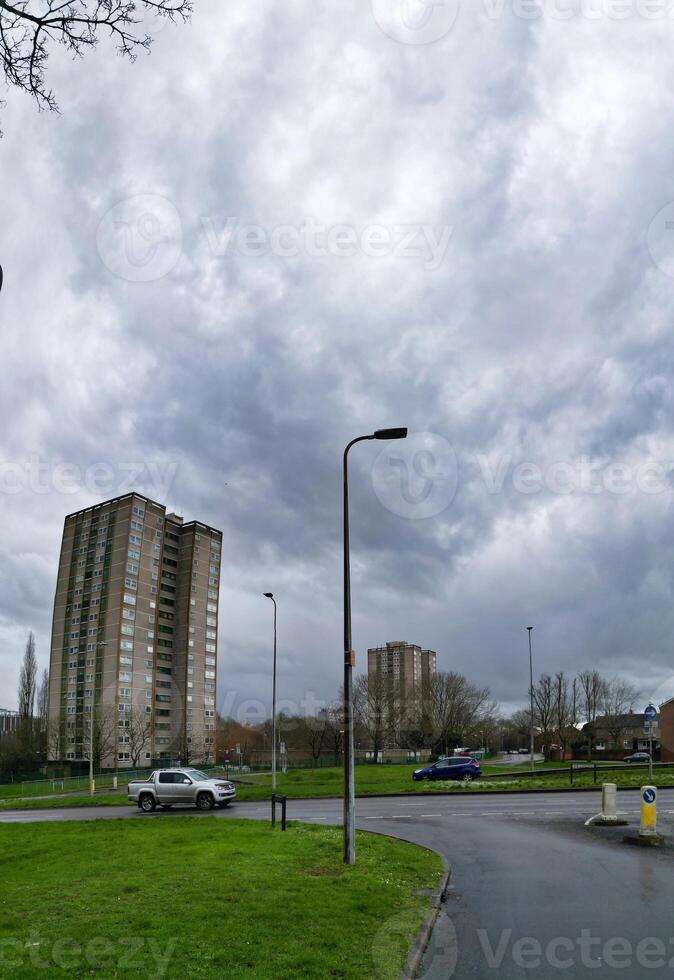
[373,428,408,441]
[263,592,274,599]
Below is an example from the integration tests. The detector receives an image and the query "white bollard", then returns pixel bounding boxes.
[601,783,618,821]
[585,783,625,826]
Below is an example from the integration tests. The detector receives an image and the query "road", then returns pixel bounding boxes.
[3,790,674,978]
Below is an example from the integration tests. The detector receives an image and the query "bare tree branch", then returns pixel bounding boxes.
[0,0,192,122]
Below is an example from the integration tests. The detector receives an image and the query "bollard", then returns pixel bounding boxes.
[640,785,657,838]
[585,783,626,826]
[90,780,96,796]
[112,776,118,790]
[601,782,617,820]
[271,793,287,831]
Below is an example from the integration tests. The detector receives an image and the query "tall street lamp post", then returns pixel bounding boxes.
[343,427,407,865]
[263,593,278,792]
[526,627,535,774]
[90,640,107,795]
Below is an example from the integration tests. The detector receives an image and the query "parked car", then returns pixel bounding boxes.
[413,757,482,782]
[127,768,236,812]
[623,752,651,764]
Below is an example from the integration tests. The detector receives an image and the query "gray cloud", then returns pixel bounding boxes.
[2,2,674,717]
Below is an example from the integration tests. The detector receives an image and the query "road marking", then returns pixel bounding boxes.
[364,816,384,820]
[420,814,443,818]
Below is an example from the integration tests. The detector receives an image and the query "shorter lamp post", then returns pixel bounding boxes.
[526,627,535,774]
[263,593,278,791]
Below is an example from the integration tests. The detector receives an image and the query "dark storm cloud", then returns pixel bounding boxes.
[2,1,674,715]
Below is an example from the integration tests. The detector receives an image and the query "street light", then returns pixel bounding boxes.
[343,427,407,865]
[90,641,107,795]
[263,593,278,792]
[526,627,535,774]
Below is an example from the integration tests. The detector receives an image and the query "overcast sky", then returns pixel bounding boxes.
[2,0,674,720]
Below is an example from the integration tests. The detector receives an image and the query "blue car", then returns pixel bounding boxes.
[413,756,482,782]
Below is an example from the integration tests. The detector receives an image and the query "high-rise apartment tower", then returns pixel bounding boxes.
[47,492,221,769]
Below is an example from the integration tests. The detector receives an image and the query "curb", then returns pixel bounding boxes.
[401,863,451,980]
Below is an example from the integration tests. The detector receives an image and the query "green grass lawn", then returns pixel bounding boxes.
[3,761,673,810]
[0,818,442,979]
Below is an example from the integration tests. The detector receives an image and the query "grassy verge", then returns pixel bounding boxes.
[0,793,129,810]
[0,818,442,979]
[3,763,672,811]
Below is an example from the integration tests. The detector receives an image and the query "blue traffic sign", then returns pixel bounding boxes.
[643,788,656,804]
[645,705,657,721]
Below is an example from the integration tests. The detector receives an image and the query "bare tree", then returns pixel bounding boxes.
[325,702,344,759]
[353,673,398,763]
[601,678,640,751]
[36,668,49,727]
[296,713,329,762]
[88,705,116,769]
[578,670,608,761]
[125,708,153,767]
[532,674,555,760]
[425,672,492,756]
[47,717,66,762]
[552,672,576,759]
[0,0,192,122]
[18,631,37,720]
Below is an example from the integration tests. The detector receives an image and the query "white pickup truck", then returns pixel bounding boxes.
[128,768,236,812]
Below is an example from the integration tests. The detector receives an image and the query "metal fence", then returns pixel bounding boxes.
[0,764,229,800]
[487,761,674,784]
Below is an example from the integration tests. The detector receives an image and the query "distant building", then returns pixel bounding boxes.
[659,699,674,762]
[587,712,660,758]
[367,641,437,697]
[0,709,19,738]
[47,492,222,769]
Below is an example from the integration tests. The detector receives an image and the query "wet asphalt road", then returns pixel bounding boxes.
[3,790,674,979]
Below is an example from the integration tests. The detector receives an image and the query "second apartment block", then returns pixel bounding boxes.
[47,492,222,769]
[367,640,437,697]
